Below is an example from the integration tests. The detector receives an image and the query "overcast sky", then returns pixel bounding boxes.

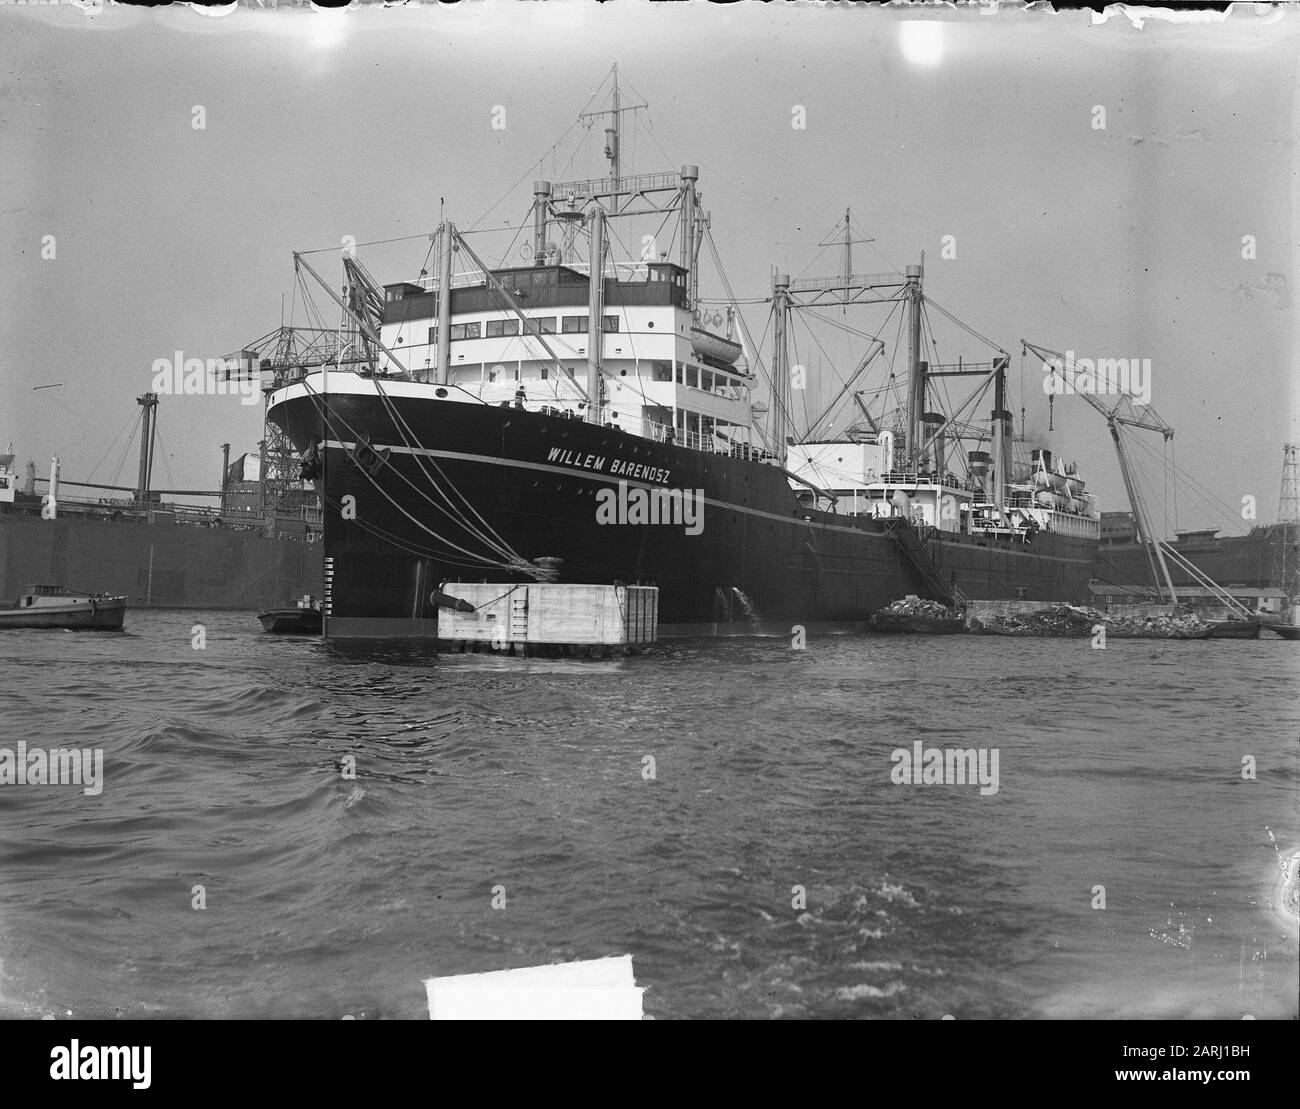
[2,2,1297,535]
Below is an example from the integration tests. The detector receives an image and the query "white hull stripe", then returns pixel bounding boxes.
[322,438,1089,558]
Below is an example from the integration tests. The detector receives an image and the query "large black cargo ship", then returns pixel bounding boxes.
[268,383,1096,637]
[266,72,1101,638]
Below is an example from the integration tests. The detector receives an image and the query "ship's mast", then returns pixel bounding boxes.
[610,64,620,188]
[773,251,912,459]
[586,207,606,424]
[578,64,647,227]
[135,391,158,508]
[842,209,852,292]
[991,359,1012,516]
[771,273,791,466]
[904,261,924,467]
[680,165,699,313]
[436,221,453,385]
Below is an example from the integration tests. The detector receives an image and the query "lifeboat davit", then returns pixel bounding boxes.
[1034,490,1086,513]
[690,325,743,367]
[1034,471,1086,497]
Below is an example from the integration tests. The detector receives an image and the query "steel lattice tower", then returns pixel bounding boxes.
[1276,444,1299,601]
[1280,444,1299,526]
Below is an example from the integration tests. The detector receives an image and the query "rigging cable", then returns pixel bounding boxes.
[367,374,535,564]
[87,407,143,488]
[468,110,590,233]
[152,426,177,492]
[296,379,532,572]
[107,410,143,489]
[315,487,517,572]
[1124,432,1247,534]
[921,295,1008,356]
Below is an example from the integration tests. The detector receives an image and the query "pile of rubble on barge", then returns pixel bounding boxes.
[869,597,1263,639]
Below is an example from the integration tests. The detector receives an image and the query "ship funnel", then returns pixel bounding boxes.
[968,450,991,493]
[921,412,945,475]
[992,407,1013,497]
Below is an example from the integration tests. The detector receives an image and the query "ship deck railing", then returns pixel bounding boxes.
[641,418,779,462]
[518,403,776,462]
[416,257,684,294]
[874,470,981,493]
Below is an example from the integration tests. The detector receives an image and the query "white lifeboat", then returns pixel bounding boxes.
[690,325,743,367]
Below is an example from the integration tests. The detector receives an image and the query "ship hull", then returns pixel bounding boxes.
[269,384,1098,638]
[0,511,323,610]
[1095,523,1298,593]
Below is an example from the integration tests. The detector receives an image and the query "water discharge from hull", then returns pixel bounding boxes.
[731,587,761,631]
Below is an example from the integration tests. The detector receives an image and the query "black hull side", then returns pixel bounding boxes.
[0,511,323,610]
[1096,524,1297,593]
[268,389,1098,637]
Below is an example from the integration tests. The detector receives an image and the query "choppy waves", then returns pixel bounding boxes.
[0,614,1295,1018]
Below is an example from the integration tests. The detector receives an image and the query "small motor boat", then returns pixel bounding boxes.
[0,585,126,631]
[257,594,323,634]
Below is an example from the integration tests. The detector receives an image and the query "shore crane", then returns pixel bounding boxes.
[1020,340,1253,618]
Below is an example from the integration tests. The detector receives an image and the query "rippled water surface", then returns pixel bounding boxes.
[1,611,1296,1019]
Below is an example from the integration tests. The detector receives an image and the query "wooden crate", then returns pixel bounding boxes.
[438,583,658,648]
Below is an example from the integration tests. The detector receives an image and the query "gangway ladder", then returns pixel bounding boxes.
[882,517,956,607]
[510,592,530,641]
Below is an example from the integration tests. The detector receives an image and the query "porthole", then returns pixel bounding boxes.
[435,388,448,398]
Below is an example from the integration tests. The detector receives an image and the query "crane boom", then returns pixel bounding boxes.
[1021,339,1178,602]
